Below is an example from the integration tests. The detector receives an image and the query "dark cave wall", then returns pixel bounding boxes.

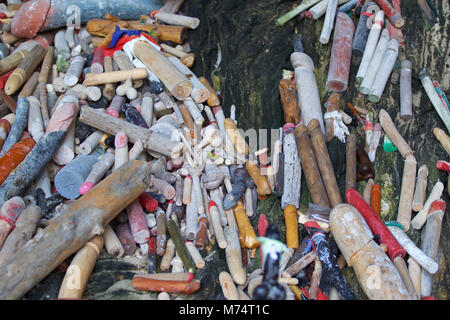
[185,0,450,299]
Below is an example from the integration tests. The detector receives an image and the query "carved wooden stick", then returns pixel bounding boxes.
[371,184,382,218]
[129,140,144,161]
[0,40,42,76]
[284,205,299,249]
[18,71,39,98]
[115,223,136,256]
[234,201,259,249]
[39,85,50,128]
[102,56,115,100]
[281,125,301,209]
[291,52,325,134]
[38,45,54,84]
[223,225,246,285]
[412,165,428,212]
[0,119,10,153]
[433,127,450,156]
[127,198,150,252]
[397,155,417,231]
[408,257,421,297]
[113,132,128,171]
[90,47,104,74]
[356,10,384,83]
[319,0,339,44]
[345,133,357,191]
[26,96,44,141]
[140,93,153,128]
[185,186,198,241]
[276,0,322,26]
[309,257,322,300]
[83,68,147,86]
[294,124,330,208]
[105,95,125,118]
[0,197,26,251]
[209,200,227,248]
[282,251,316,278]
[79,105,183,158]
[368,123,382,163]
[103,224,124,258]
[420,69,450,133]
[58,235,104,299]
[246,160,271,198]
[198,77,220,107]
[0,137,36,186]
[65,27,76,49]
[375,0,404,28]
[113,50,143,88]
[0,205,41,263]
[185,241,205,269]
[387,225,438,274]
[368,39,399,103]
[308,119,342,207]
[360,28,390,95]
[310,0,350,19]
[392,255,420,300]
[326,12,354,92]
[279,79,300,124]
[79,130,103,155]
[182,175,192,205]
[167,219,196,274]
[154,12,200,29]
[224,117,248,156]
[379,109,413,159]
[168,56,209,104]
[64,56,85,87]
[244,187,254,217]
[67,84,102,102]
[0,97,28,156]
[362,178,374,205]
[420,200,445,297]
[133,41,192,100]
[131,277,200,294]
[133,272,193,282]
[352,1,379,56]
[161,43,195,68]
[330,203,411,299]
[219,271,240,300]
[411,180,444,230]
[400,60,413,119]
[4,44,45,95]
[183,98,204,125]
[53,113,76,166]
[79,152,115,195]
[160,238,175,272]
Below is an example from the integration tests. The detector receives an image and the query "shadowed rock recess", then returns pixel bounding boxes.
[25,0,448,300]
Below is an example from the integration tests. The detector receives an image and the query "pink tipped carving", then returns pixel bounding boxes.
[79,182,94,195]
[106,108,119,118]
[115,132,128,148]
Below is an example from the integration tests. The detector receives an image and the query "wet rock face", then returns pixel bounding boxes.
[184,0,295,131]
[24,0,448,300]
[185,0,449,299]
